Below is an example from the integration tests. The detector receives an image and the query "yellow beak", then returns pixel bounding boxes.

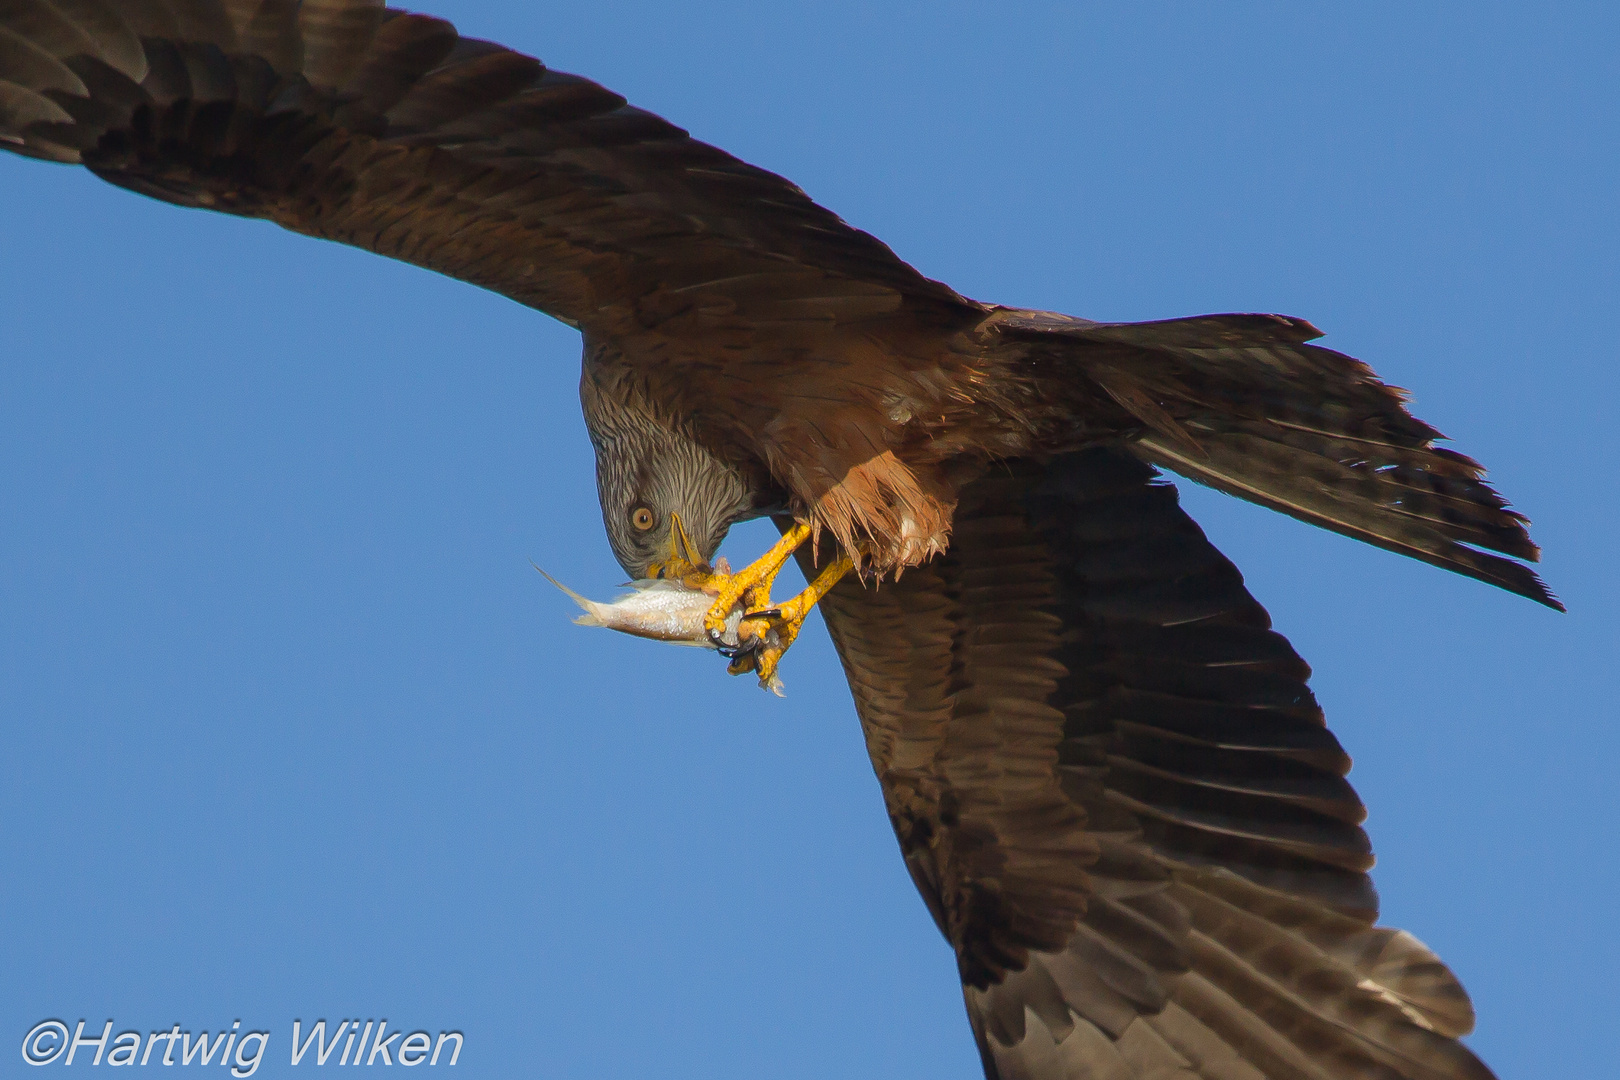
[646,512,707,582]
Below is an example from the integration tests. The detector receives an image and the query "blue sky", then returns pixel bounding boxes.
[1,2,1614,1077]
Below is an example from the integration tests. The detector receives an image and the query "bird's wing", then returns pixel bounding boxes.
[0,0,970,334]
[805,448,1496,1080]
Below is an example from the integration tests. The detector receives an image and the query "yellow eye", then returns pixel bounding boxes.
[631,507,656,531]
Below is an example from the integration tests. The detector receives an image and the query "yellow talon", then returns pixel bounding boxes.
[701,522,812,642]
[738,554,855,692]
[701,523,853,692]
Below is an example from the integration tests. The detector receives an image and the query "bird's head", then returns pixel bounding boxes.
[583,418,755,585]
[580,360,775,581]
[594,435,758,580]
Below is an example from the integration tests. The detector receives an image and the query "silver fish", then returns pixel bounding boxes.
[535,566,786,695]
[536,569,733,645]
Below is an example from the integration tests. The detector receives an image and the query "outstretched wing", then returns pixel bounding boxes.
[805,448,1495,1080]
[0,0,970,333]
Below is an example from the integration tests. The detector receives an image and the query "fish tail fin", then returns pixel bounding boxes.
[531,564,609,625]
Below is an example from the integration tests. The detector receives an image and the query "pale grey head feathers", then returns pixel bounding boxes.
[580,370,758,579]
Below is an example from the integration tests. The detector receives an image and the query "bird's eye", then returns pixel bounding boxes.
[631,506,656,531]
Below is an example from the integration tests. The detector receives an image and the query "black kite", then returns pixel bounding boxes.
[0,3,1558,1077]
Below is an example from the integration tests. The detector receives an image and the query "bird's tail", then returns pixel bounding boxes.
[990,308,1560,609]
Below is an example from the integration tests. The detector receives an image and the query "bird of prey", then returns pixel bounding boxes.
[0,3,1559,1078]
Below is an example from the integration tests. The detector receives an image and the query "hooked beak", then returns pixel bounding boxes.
[645,512,710,583]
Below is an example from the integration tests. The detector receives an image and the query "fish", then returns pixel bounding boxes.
[534,565,787,695]
[536,565,796,692]
[537,569,737,644]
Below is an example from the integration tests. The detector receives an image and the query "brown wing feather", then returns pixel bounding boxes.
[805,449,1495,1080]
[989,309,1559,610]
[1,0,989,566]
[0,0,970,331]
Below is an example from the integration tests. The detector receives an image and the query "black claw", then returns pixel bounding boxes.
[711,606,785,658]
[712,630,763,660]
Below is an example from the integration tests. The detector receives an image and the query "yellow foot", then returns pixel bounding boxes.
[701,522,812,645]
[721,553,854,695]
[699,522,854,692]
